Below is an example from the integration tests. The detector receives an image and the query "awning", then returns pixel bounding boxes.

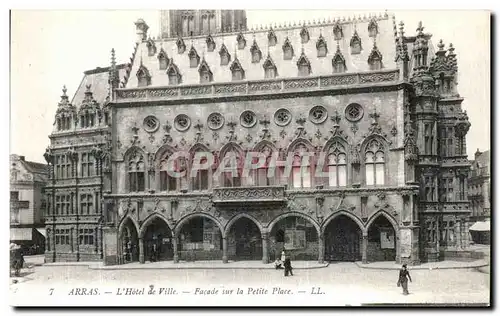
[36,228,46,238]
[10,228,32,241]
[470,221,490,232]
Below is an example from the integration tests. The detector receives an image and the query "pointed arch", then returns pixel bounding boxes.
[300,25,310,43]
[332,44,347,73]
[333,22,343,41]
[174,212,225,237]
[268,211,320,236]
[219,141,244,159]
[322,135,349,153]
[189,142,210,155]
[361,135,389,186]
[368,43,383,70]
[118,214,140,236]
[224,213,264,237]
[198,58,213,83]
[368,19,378,38]
[268,28,277,47]
[286,137,315,154]
[263,54,278,78]
[219,43,231,66]
[176,36,186,54]
[296,50,311,76]
[282,37,294,60]
[188,45,200,68]
[206,34,216,52]
[366,209,399,233]
[321,210,365,235]
[250,39,262,63]
[350,30,362,54]
[139,213,174,238]
[146,38,157,56]
[157,48,169,70]
[236,32,246,49]
[124,145,146,163]
[136,64,151,87]
[154,144,176,163]
[253,139,277,153]
[316,34,328,57]
[230,58,245,80]
[166,59,182,85]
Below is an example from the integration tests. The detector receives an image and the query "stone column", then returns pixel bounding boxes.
[222,237,228,263]
[362,233,368,264]
[318,234,325,264]
[173,234,179,263]
[139,237,145,264]
[262,232,269,264]
[455,220,461,250]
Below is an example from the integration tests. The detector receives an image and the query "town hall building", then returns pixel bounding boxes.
[43,10,472,265]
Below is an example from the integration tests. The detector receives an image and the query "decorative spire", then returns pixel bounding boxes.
[111,48,116,69]
[398,21,405,37]
[438,39,445,51]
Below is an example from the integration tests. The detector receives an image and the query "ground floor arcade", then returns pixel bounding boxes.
[113,211,400,265]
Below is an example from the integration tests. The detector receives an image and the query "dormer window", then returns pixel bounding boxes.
[333,22,343,41]
[136,65,151,87]
[198,59,213,84]
[157,48,168,70]
[332,45,347,73]
[263,55,278,79]
[237,32,246,50]
[368,19,378,38]
[268,28,277,47]
[297,50,311,76]
[350,30,362,55]
[300,26,310,43]
[188,46,200,68]
[316,34,328,58]
[230,59,245,81]
[166,60,182,85]
[206,34,216,52]
[147,38,157,56]
[282,37,294,60]
[177,37,186,54]
[219,43,231,66]
[368,44,383,70]
[250,39,262,63]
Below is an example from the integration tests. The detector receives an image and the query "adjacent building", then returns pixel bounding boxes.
[468,149,490,244]
[43,10,472,265]
[10,154,48,254]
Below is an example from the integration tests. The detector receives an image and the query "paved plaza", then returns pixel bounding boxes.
[10,262,490,306]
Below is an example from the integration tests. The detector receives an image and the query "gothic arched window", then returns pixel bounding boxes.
[127,149,145,192]
[158,49,168,70]
[327,142,347,187]
[291,144,312,189]
[159,152,177,192]
[350,31,362,55]
[253,146,274,186]
[364,139,385,186]
[191,152,210,191]
[221,151,242,187]
[137,65,151,87]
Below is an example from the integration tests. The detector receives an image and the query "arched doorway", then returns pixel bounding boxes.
[177,215,223,261]
[324,215,362,262]
[367,215,396,262]
[120,218,139,263]
[142,218,174,262]
[269,215,319,261]
[227,217,262,261]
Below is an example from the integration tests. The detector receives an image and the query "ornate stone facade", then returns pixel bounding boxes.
[45,11,471,266]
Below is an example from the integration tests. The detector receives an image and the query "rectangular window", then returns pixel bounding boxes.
[79,228,95,245]
[298,65,309,77]
[328,166,337,187]
[264,67,276,79]
[366,164,374,186]
[232,70,243,81]
[375,164,385,185]
[168,74,178,85]
[193,169,209,191]
[10,191,19,201]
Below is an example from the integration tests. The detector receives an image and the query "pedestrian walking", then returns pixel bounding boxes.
[281,249,286,262]
[397,264,412,295]
[284,257,293,277]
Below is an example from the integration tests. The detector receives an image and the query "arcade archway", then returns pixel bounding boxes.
[141,217,174,262]
[366,214,396,262]
[226,217,262,261]
[120,218,139,263]
[176,215,223,261]
[324,215,362,262]
[269,215,319,261]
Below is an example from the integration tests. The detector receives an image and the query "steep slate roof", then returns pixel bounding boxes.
[126,14,404,88]
[71,64,128,108]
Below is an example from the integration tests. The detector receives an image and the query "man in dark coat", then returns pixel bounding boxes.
[284,257,293,276]
[397,264,412,295]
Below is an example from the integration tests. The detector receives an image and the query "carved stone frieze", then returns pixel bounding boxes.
[213,186,286,204]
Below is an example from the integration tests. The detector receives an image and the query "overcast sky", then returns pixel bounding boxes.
[10,10,490,163]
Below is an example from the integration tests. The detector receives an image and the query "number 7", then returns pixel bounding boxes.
[49,288,54,295]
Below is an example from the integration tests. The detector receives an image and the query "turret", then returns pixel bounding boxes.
[135,18,149,43]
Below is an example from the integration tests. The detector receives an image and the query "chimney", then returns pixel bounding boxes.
[475,148,482,160]
[135,18,149,43]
